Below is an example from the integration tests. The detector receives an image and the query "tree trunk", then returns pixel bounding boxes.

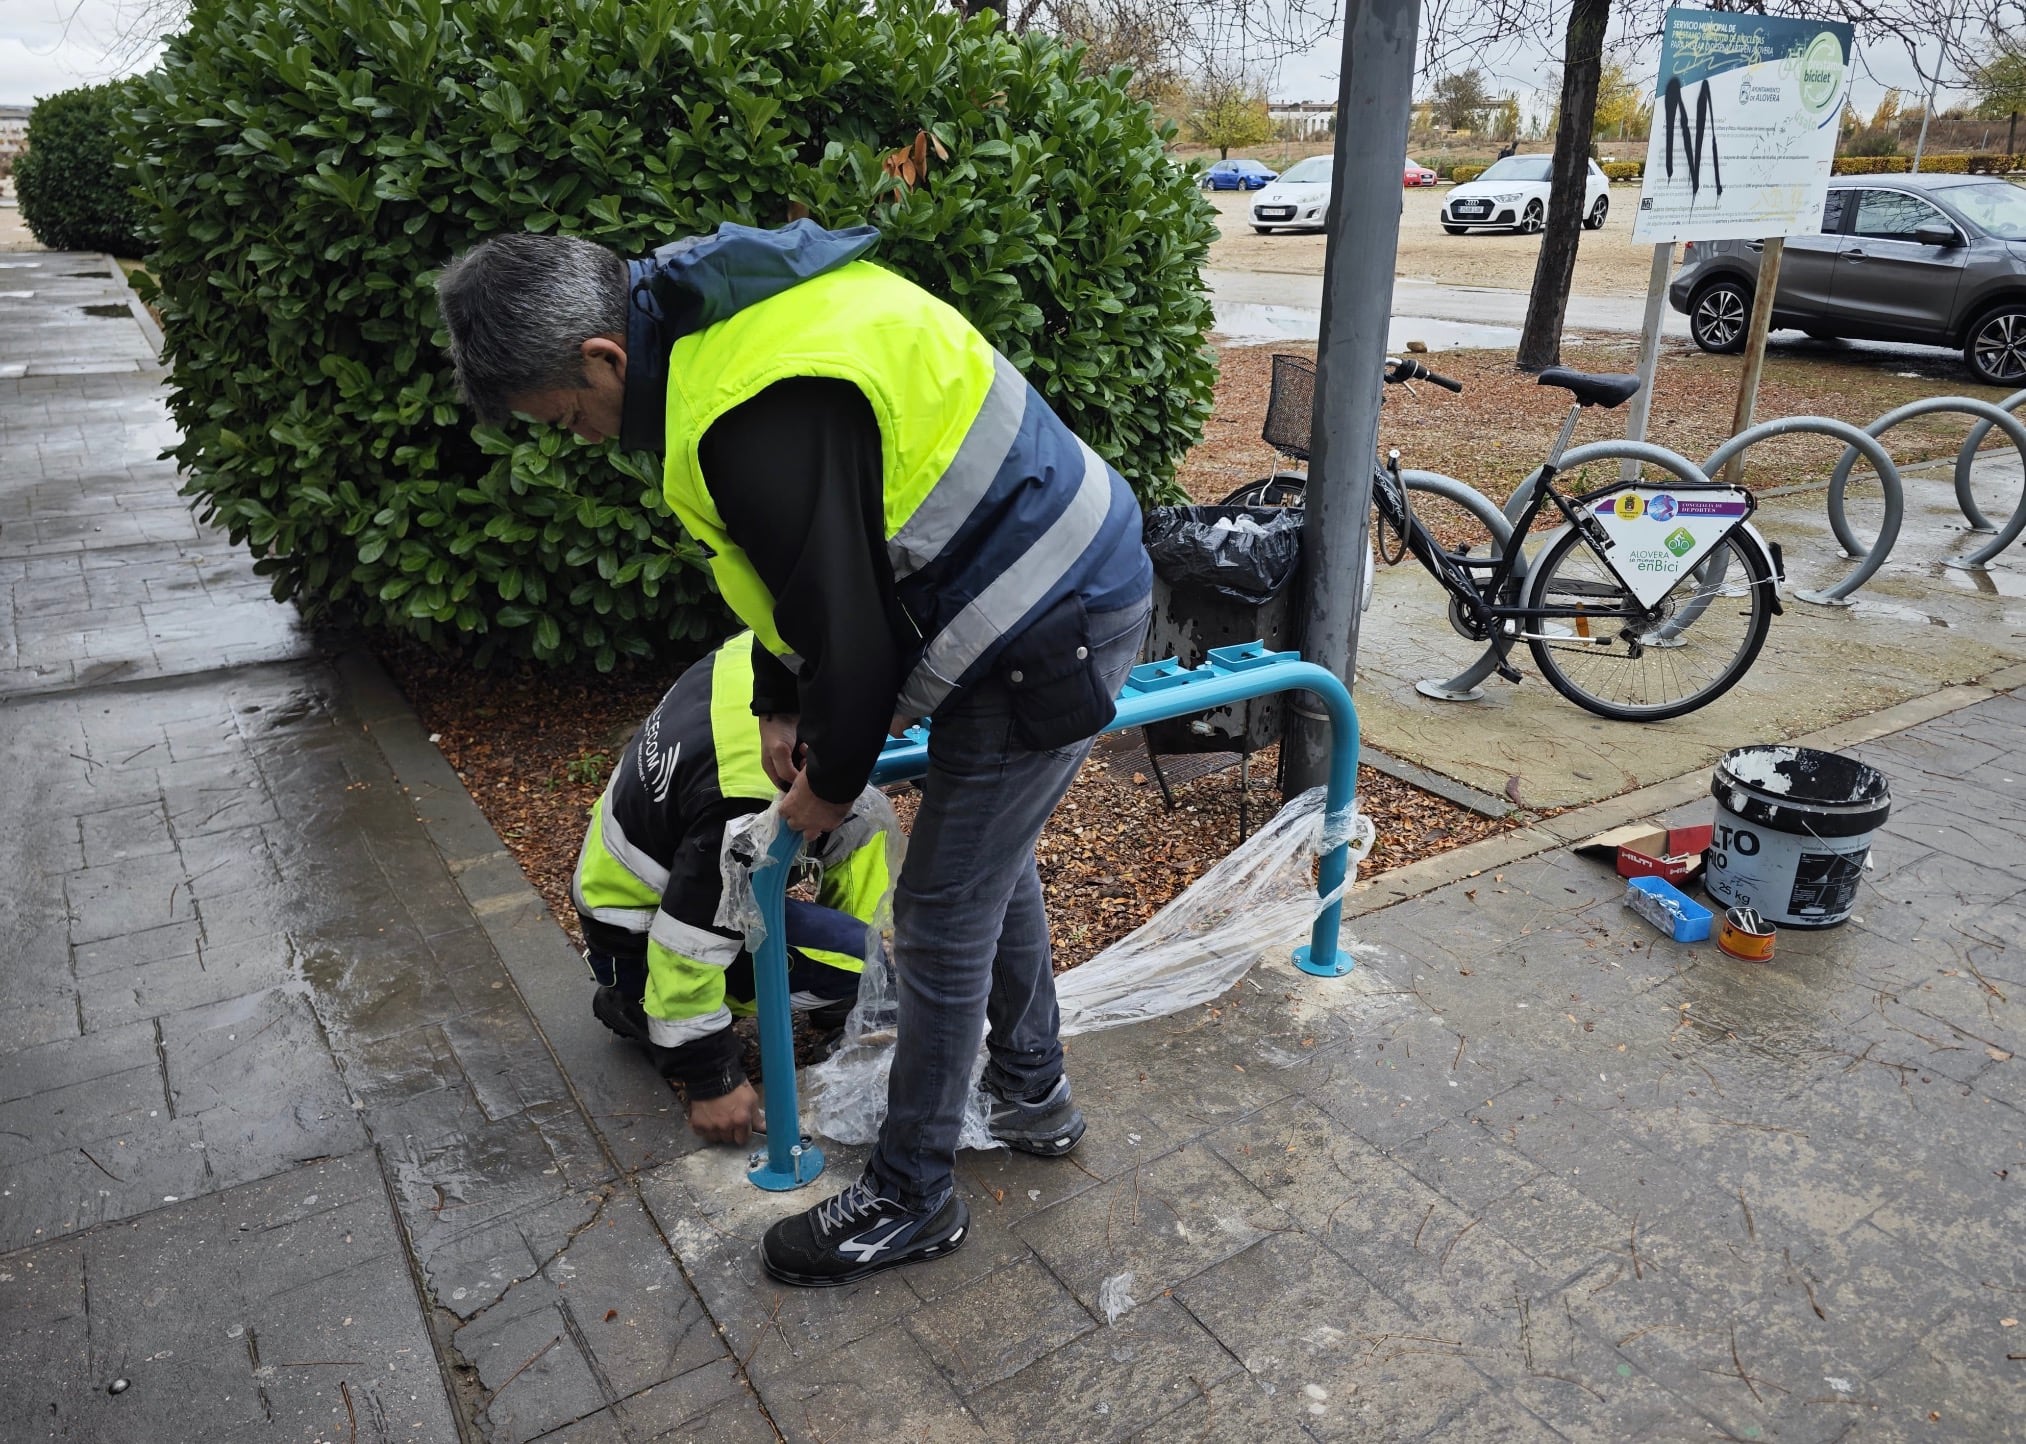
[1516,0,1610,372]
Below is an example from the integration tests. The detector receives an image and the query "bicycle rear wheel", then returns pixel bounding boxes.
[1523,527,1773,721]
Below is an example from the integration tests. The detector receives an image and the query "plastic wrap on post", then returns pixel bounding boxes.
[715,787,907,958]
[802,788,1372,1146]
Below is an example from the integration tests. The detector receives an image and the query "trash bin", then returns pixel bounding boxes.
[1141,503,1304,754]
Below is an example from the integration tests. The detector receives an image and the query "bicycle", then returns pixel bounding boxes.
[1224,354,1785,722]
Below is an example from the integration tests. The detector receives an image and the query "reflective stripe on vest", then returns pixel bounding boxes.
[650,912,743,968]
[598,783,668,894]
[659,262,1126,713]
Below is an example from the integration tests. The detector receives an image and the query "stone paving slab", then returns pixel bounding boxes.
[636,688,2024,1442]
[0,1150,458,1441]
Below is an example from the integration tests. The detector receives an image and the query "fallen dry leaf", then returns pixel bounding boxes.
[603,1309,618,1322]
[1988,1047,2013,1062]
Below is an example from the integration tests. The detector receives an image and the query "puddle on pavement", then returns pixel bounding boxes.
[1212,302,1519,351]
[80,303,132,318]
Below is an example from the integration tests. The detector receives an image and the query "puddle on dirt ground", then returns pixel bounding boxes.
[1212,302,1519,351]
[1930,560,2026,600]
[79,303,131,317]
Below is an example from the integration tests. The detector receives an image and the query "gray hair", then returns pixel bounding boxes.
[435,233,630,424]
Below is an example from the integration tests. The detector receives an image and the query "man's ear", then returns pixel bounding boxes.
[582,335,627,384]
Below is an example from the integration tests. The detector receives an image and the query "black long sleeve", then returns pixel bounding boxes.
[698,378,904,804]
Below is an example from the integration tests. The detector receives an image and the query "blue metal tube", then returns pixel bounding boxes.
[746,645,1362,1188]
[745,825,827,1191]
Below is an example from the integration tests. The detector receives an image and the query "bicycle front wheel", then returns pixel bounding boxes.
[1523,527,1773,721]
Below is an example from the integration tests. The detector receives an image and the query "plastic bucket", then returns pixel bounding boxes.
[1705,746,1889,929]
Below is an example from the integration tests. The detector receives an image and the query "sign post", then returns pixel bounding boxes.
[1629,8,1854,482]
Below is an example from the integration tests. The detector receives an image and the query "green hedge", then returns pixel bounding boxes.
[1600,160,1643,181]
[14,82,147,255]
[125,0,1217,669]
[1831,153,2021,175]
[1450,164,1487,184]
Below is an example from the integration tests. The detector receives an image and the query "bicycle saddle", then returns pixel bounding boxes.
[1537,367,1642,409]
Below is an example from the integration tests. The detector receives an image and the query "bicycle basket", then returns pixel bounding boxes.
[1262,354,1316,463]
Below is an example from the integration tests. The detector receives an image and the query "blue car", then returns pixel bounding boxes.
[1201,158,1277,192]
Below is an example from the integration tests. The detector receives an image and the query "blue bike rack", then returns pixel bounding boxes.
[742,642,1360,1191]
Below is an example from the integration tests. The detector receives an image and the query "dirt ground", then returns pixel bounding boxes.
[0,203,39,251]
[1205,185,1665,297]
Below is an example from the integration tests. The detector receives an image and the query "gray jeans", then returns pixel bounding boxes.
[867,595,1152,1207]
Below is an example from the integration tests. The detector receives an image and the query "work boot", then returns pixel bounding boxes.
[761,1176,969,1288]
[982,1072,1086,1157]
[592,985,651,1043]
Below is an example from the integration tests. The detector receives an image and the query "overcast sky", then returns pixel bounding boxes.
[0,0,1981,119]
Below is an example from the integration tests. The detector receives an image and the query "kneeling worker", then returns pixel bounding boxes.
[571,631,892,1145]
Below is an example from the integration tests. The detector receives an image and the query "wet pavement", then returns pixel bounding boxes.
[1,257,744,1441]
[4,252,2022,1442]
[1354,455,2026,812]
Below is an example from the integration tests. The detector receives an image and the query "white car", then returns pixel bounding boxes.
[1248,155,1333,233]
[1442,156,1612,235]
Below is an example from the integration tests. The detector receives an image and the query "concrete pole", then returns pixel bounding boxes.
[1282,0,1421,794]
[1621,242,1674,482]
[1912,75,1928,174]
[1723,237,1784,486]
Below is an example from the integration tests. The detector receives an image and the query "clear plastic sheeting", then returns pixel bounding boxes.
[801,786,1372,1148]
[715,785,907,957]
[1054,788,1367,1033]
[1097,1272,1137,1326]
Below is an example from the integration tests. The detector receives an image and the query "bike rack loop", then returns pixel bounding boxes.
[1392,470,1529,703]
[1699,417,1903,607]
[740,644,1361,1192]
[1818,398,2026,575]
[1951,387,2026,535]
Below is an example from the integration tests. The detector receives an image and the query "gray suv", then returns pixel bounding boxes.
[1668,173,2026,387]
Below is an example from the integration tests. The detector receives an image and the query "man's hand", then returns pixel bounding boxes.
[688,1080,760,1145]
[779,770,852,841]
[889,713,920,739]
[757,714,800,791]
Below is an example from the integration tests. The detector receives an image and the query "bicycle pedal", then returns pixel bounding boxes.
[1494,661,1524,685]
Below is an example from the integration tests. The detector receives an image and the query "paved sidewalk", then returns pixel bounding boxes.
[5,253,2022,1444]
[1,258,750,1441]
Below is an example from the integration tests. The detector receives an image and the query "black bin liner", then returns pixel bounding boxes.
[1144,504,1304,605]
[1141,504,1305,754]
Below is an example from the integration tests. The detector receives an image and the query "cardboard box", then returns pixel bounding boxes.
[1614,824,1711,885]
[1572,822,1711,886]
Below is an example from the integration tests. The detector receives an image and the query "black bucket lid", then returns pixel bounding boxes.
[1711,746,1891,839]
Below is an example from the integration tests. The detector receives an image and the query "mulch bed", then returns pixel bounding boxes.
[378,650,1515,978]
[1184,337,2010,511]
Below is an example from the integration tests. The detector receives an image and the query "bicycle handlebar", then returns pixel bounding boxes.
[1385,357,1464,394]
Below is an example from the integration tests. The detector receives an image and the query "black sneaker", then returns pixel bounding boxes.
[761,1177,969,1288]
[593,985,650,1042]
[984,1074,1086,1157]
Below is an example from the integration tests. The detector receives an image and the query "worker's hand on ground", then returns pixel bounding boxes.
[778,770,852,841]
[889,713,919,738]
[688,1080,760,1145]
[757,714,800,791]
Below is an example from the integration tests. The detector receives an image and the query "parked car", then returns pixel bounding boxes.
[1404,158,1437,187]
[1442,155,1612,234]
[1201,158,1277,191]
[1249,155,1333,232]
[1670,174,2026,387]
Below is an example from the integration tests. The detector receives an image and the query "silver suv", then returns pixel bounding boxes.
[1668,173,2026,387]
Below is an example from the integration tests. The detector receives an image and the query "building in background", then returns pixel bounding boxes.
[1268,100,1335,139]
[0,105,30,175]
